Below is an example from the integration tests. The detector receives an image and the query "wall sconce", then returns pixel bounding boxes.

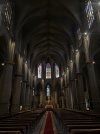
[1,63,5,66]
[84,32,88,36]
[75,49,79,53]
[92,61,96,64]
[87,61,96,64]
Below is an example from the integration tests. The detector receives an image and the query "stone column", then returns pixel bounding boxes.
[11,54,23,113]
[70,80,78,109]
[62,96,64,108]
[87,62,100,112]
[0,40,15,115]
[20,62,28,110]
[21,80,27,110]
[65,87,70,109]
[42,79,45,106]
[25,69,31,110]
[11,75,23,113]
[33,94,37,108]
[0,63,13,115]
[74,79,80,110]
[40,91,43,106]
[25,83,31,110]
[29,73,33,109]
[95,6,100,31]
[68,84,74,109]
[54,90,58,107]
[77,73,85,110]
[33,76,37,108]
[29,88,33,109]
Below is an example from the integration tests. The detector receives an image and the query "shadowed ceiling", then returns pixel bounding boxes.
[13,0,83,68]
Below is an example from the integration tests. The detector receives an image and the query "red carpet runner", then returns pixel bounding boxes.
[44,111,54,134]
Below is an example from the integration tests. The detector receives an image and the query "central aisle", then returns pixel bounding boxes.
[44,111,54,134]
[40,110,57,134]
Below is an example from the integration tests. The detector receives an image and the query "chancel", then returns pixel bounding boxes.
[0,0,100,133]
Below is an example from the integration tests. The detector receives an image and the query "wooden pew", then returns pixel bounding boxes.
[0,131,21,134]
[57,109,100,134]
[0,126,26,134]
[0,110,45,134]
[71,128,100,134]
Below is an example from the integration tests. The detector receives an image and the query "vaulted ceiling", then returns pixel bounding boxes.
[13,0,84,68]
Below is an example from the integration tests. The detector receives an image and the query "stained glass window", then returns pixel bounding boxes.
[47,85,50,96]
[1,0,13,34]
[55,63,59,78]
[38,63,42,78]
[46,63,51,79]
[85,0,94,29]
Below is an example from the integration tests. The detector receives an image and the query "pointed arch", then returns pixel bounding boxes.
[46,63,51,79]
[55,63,60,78]
[38,63,42,78]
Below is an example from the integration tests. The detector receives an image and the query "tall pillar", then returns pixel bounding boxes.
[20,62,28,110]
[21,80,27,109]
[70,80,78,109]
[11,55,23,113]
[0,63,13,114]
[77,73,86,110]
[25,69,31,110]
[25,83,30,110]
[42,79,45,106]
[0,40,15,115]
[40,91,43,106]
[62,96,64,108]
[11,75,23,112]
[87,62,100,112]
[65,87,70,109]
[33,76,37,108]
[74,79,80,110]
[29,73,33,109]
[82,33,100,111]
[68,85,74,109]
[29,88,33,109]
[54,90,58,107]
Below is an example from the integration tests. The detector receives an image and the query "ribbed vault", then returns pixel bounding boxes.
[13,0,83,69]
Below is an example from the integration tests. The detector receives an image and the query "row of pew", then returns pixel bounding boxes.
[58,109,100,134]
[0,109,45,134]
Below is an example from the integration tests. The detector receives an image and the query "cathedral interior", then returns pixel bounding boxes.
[0,0,100,133]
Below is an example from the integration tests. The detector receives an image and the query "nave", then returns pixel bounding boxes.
[0,108,100,134]
[0,0,100,133]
